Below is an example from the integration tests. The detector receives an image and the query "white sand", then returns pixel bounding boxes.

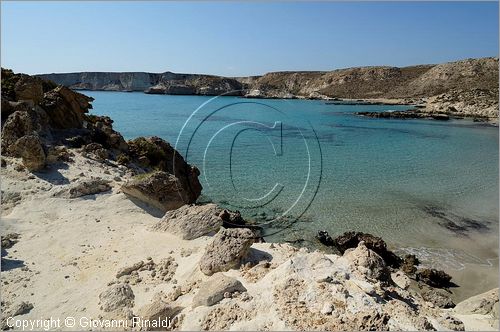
[1,152,498,331]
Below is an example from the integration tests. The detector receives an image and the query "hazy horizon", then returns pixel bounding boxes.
[2,1,498,76]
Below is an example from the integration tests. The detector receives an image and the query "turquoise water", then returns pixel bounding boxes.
[86,91,498,286]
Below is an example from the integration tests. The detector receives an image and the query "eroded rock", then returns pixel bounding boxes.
[192,273,246,307]
[152,204,223,240]
[333,231,402,268]
[13,135,46,171]
[199,228,256,275]
[99,283,135,312]
[454,288,499,316]
[343,241,390,282]
[135,298,182,330]
[416,268,453,288]
[121,171,193,212]
[54,178,111,198]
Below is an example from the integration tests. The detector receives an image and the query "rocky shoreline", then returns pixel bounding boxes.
[37,57,499,121]
[1,70,498,330]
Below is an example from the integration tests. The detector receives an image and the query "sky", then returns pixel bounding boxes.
[1,1,498,76]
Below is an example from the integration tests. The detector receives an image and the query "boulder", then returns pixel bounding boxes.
[332,231,402,268]
[316,230,334,246]
[199,228,256,275]
[13,135,46,171]
[219,209,245,228]
[55,178,111,198]
[152,204,223,240]
[416,268,453,288]
[343,241,390,282]
[127,137,202,202]
[454,288,498,317]
[391,271,410,290]
[1,103,50,155]
[192,273,246,307]
[121,171,193,212]
[99,283,134,312]
[135,298,182,330]
[401,254,419,275]
[420,286,455,308]
[85,115,128,152]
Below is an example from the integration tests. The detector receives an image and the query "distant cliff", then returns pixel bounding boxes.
[38,71,243,95]
[37,57,499,117]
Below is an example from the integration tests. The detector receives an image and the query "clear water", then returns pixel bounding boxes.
[86,91,498,297]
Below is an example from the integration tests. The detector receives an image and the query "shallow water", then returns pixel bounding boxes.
[87,91,499,299]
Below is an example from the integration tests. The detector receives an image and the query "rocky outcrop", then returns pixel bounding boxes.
[454,288,499,317]
[12,134,47,171]
[416,268,453,288]
[121,171,196,212]
[126,136,202,203]
[357,110,450,120]
[192,273,247,307]
[151,204,223,240]
[37,57,498,118]
[38,71,243,96]
[199,228,256,275]
[0,68,128,171]
[1,70,203,211]
[332,231,402,268]
[343,241,390,282]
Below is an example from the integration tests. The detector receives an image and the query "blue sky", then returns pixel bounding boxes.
[2,1,498,76]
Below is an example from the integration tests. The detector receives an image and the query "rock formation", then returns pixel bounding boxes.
[151,203,223,239]
[37,57,499,119]
[1,69,202,210]
[192,273,247,307]
[199,228,256,275]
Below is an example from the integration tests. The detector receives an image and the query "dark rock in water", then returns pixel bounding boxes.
[357,110,426,119]
[357,110,450,121]
[431,113,450,121]
[416,268,453,288]
[219,209,245,228]
[316,230,334,246]
[332,231,402,268]
[420,286,455,308]
[401,254,419,275]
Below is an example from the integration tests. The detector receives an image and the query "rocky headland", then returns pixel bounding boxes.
[37,57,499,120]
[1,70,498,330]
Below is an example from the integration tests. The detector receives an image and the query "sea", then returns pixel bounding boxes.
[86,91,499,300]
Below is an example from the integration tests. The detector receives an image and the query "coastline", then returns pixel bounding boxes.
[1,70,498,331]
[1,151,498,330]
